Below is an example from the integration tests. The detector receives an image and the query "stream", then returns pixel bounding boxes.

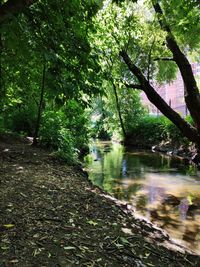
[85,140,200,254]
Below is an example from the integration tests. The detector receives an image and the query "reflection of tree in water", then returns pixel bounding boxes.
[153,203,180,228]
[135,195,148,212]
[91,145,103,161]
[146,185,165,204]
[182,225,200,244]
[139,195,200,251]
[114,183,143,201]
[125,150,194,176]
[122,159,127,177]
[88,141,200,252]
[113,186,125,200]
[91,142,124,193]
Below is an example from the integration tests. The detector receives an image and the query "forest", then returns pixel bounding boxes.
[0,0,199,161]
[0,0,200,266]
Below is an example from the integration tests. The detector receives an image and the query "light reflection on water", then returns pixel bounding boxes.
[85,140,200,254]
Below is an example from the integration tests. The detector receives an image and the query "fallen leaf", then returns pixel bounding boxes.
[87,220,98,226]
[9,259,19,263]
[1,246,9,250]
[64,246,76,250]
[119,237,130,244]
[115,243,124,248]
[3,224,14,228]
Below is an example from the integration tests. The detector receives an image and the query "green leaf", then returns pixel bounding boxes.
[1,246,9,250]
[87,220,98,226]
[119,237,130,244]
[3,224,15,228]
[64,246,76,250]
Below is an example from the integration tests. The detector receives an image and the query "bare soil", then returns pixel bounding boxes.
[0,133,200,267]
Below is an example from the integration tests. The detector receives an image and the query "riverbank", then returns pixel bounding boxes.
[151,141,200,165]
[124,136,200,166]
[0,134,200,266]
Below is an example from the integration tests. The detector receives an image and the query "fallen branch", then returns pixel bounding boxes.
[34,217,62,222]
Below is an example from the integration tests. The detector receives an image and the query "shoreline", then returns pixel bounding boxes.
[122,138,200,167]
[0,134,200,266]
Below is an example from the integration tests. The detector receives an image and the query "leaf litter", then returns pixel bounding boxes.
[0,134,200,266]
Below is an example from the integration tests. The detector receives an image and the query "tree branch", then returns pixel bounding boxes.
[0,0,37,24]
[119,49,200,144]
[124,83,142,90]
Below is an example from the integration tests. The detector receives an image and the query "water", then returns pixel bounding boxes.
[85,140,200,254]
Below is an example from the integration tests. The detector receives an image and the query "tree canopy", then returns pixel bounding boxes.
[94,0,200,148]
[0,0,200,160]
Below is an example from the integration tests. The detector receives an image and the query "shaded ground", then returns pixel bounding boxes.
[0,134,200,267]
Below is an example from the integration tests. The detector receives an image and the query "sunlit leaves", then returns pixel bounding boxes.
[0,0,104,145]
[155,60,177,84]
[87,220,98,226]
[3,224,15,228]
[160,0,200,49]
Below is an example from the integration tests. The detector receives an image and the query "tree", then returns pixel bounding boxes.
[119,0,200,150]
[0,0,102,160]
[98,0,200,154]
[90,3,146,140]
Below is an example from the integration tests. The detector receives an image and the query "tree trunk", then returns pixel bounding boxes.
[119,50,200,147]
[32,63,46,146]
[152,1,200,133]
[112,81,127,138]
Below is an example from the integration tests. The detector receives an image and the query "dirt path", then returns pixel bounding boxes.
[0,134,200,267]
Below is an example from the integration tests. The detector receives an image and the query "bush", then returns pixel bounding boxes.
[126,115,191,147]
[39,110,77,162]
[11,110,36,136]
[1,104,37,136]
[39,101,90,163]
[161,118,189,145]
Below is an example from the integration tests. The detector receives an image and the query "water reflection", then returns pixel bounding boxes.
[85,141,200,254]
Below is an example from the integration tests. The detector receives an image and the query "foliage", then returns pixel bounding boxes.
[39,110,76,162]
[128,116,191,146]
[89,85,146,141]
[90,0,200,147]
[7,108,36,136]
[0,0,102,160]
[89,96,112,140]
[89,3,147,140]
[39,100,90,162]
[0,0,199,158]
[103,84,147,139]
[160,0,200,50]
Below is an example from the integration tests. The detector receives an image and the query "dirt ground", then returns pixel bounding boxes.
[0,134,200,267]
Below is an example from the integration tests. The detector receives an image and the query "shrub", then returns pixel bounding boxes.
[1,107,36,136]
[39,101,90,163]
[127,115,191,146]
[39,110,77,162]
